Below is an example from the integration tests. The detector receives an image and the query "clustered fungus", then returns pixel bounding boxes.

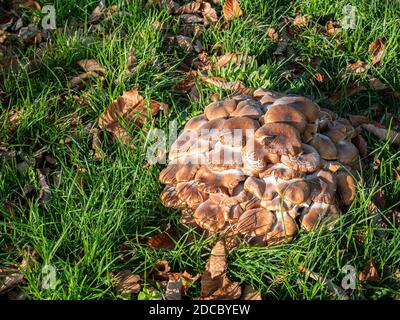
[159,89,363,246]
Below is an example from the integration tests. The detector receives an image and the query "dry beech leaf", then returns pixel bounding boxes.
[175,1,202,14]
[89,0,106,24]
[147,231,176,249]
[240,285,262,300]
[223,0,243,22]
[77,59,107,75]
[201,2,218,26]
[69,71,102,88]
[313,72,325,82]
[98,88,166,144]
[368,77,389,91]
[0,267,24,294]
[369,38,385,65]
[18,0,41,10]
[209,240,227,279]
[181,13,203,24]
[361,124,400,146]
[91,128,105,160]
[325,20,342,35]
[345,60,369,75]
[358,260,380,283]
[113,270,141,295]
[327,84,367,105]
[293,14,310,28]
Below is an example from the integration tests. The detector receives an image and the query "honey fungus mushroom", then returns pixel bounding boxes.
[159,89,364,246]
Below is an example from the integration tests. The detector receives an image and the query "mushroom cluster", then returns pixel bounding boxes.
[159,89,362,245]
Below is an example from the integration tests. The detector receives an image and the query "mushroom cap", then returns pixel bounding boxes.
[264,104,307,133]
[336,140,359,165]
[281,143,321,173]
[244,176,277,201]
[204,99,237,120]
[237,208,276,237]
[195,166,245,194]
[323,129,348,144]
[253,89,285,104]
[260,196,294,211]
[207,143,243,170]
[193,200,227,231]
[271,96,320,123]
[300,202,339,231]
[265,212,298,244]
[309,133,337,160]
[241,137,271,174]
[255,123,302,156]
[229,102,263,119]
[260,163,305,180]
[306,170,336,204]
[336,171,356,205]
[276,179,311,204]
[160,185,185,208]
[303,123,318,143]
[176,181,208,209]
[184,114,208,131]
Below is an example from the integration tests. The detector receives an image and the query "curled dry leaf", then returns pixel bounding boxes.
[200,2,218,26]
[89,0,106,24]
[361,123,400,146]
[267,27,279,41]
[344,60,369,76]
[369,38,385,65]
[165,278,182,300]
[358,260,380,283]
[240,285,262,300]
[18,0,41,10]
[98,88,167,144]
[174,1,202,14]
[77,59,107,75]
[325,20,342,35]
[209,240,227,279]
[0,267,24,294]
[147,231,176,249]
[112,270,141,296]
[293,14,310,28]
[68,71,103,88]
[223,0,243,22]
[91,128,105,160]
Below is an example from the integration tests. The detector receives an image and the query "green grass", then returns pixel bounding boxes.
[0,0,399,300]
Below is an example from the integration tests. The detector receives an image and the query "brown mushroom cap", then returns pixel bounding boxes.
[336,140,359,165]
[303,123,318,143]
[244,176,277,201]
[253,89,284,103]
[276,179,311,204]
[260,196,294,211]
[160,185,184,208]
[195,166,245,194]
[323,129,348,144]
[193,200,227,231]
[237,208,276,236]
[309,133,337,160]
[241,137,274,174]
[336,171,356,205]
[281,143,321,173]
[229,102,263,119]
[265,212,298,244]
[271,96,320,123]
[260,163,305,180]
[176,181,208,209]
[204,99,237,120]
[207,143,243,170]
[306,170,336,204]
[300,202,339,231]
[184,114,208,131]
[255,123,302,156]
[264,104,307,133]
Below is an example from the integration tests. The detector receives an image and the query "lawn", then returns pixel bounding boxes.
[0,0,399,300]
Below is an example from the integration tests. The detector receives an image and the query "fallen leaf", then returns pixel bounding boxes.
[154,260,171,274]
[209,240,227,279]
[18,0,41,10]
[358,260,380,283]
[223,0,243,22]
[293,14,310,28]
[200,2,218,26]
[89,0,106,24]
[37,169,51,202]
[0,267,24,294]
[327,84,367,105]
[240,285,262,300]
[181,13,203,24]
[344,60,369,75]
[148,231,176,249]
[368,76,389,91]
[395,166,400,181]
[77,59,107,75]
[369,38,385,65]
[325,20,342,35]
[98,88,166,143]
[313,72,325,82]
[91,128,105,160]
[174,1,202,14]
[68,71,103,88]
[112,270,141,296]
[361,123,400,146]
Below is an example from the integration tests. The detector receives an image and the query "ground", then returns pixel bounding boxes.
[0,0,399,300]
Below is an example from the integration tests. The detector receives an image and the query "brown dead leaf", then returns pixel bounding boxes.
[148,231,176,249]
[174,1,202,14]
[181,13,203,24]
[154,260,171,274]
[98,88,166,143]
[77,59,107,75]
[240,285,262,300]
[209,240,227,279]
[0,30,9,44]
[68,71,103,88]
[18,0,41,10]
[112,270,141,296]
[293,14,310,28]
[313,72,325,82]
[345,60,369,75]
[369,38,385,65]
[327,84,367,105]
[395,166,400,181]
[200,2,218,26]
[201,277,242,300]
[325,20,342,35]
[89,0,106,24]
[0,267,24,294]
[368,77,389,91]
[358,260,380,283]
[361,123,400,146]
[223,0,243,22]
